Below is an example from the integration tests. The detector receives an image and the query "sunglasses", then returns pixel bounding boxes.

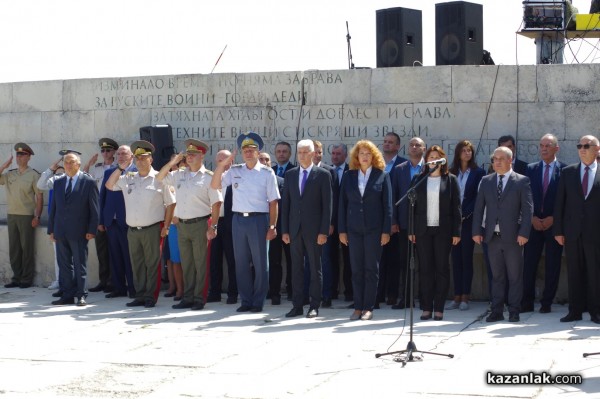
[576,143,597,150]
[16,152,29,156]
[101,148,114,153]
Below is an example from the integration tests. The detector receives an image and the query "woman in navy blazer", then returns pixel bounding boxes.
[447,140,485,311]
[339,140,392,321]
[409,145,461,321]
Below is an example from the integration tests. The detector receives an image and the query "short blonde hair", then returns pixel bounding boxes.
[348,140,385,171]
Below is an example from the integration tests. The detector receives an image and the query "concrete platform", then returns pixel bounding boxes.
[1,287,600,398]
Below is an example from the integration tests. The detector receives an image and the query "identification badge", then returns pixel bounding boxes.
[234,183,238,189]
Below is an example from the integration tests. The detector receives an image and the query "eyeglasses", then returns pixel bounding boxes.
[576,143,597,150]
[100,148,114,153]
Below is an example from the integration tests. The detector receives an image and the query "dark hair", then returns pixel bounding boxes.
[275,141,292,151]
[424,145,448,175]
[497,135,516,147]
[450,140,478,175]
[385,132,401,146]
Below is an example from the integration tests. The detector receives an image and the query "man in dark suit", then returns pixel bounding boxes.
[101,145,137,299]
[378,132,407,306]
[282,140,332,318]
[554,135,600,324]
[473,146,533,323]
[390,136,426,309]
[270,141,294,301]
[487,135,528,175]
[48,153,99,306]
[522,134,566,314]
[330,143,352,301]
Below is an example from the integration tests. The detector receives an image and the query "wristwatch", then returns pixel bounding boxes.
[269,224,276,230]
[212,224,218,231]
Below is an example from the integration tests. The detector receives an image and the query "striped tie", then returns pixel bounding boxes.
[65,177,73,201]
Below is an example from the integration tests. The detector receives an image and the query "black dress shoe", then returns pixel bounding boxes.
[52,290,64,298]
[560,313,582,322]
[52,298,75,305]
[486,312,505,322]
[520,303,534,313]
[306,308,319,318]
[164,292,176,298]
[19,283,32,289]
[173,296,182,301]
[433,314,443,321]
[226,297,238,304]
[4,282,19,288]
[236,305,251,312]
[191,301,205,311]
[539,305,551,314]
[508,313,520,322]
[271,296,281,305]
[420,312,432,320]
[321,298,332,308]
[206,295,221,303]
[392,300,406,310]
[77,297,87,307]
[286,307,304,317]
[144,299,156,308]
[89,284,105,293]
[172,301,193,309]
[250,306,263,313]
[106,291,127,298]
[126,300,145,307]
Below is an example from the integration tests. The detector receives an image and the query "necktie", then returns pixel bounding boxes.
[497,175,504,200]
[541,164,550,212]
[582,166,590,198]
[65,177,73,200]
[278,166,284,177]
[300,170,308,195]
[337,166,342,183]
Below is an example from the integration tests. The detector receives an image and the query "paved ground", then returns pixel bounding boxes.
[1,286,600,399]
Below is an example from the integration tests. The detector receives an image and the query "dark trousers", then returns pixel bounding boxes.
[107,222,135,296]
[330,231,353,299]
[451,218,475,296]
[7,214,35,284]
[56,237,89,299]
[377,232,401,302]
[268,233,291,299]
[416,227,452,313]
[564,236,600,317]
[94,229,111,287]
[290,230,323,309]
[487,235,524,314]
[232,214,269,308]
[348,231,381,311]
[304,237,332,300]
[523,227,563,307]
[209,217,237,299]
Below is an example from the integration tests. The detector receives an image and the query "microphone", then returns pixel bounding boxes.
[424,158,446,167]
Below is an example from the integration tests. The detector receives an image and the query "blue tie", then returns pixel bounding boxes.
[65,177,73,200]
[300,170,308,195]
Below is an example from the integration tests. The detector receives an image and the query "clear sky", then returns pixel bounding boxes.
[0,0,597,83]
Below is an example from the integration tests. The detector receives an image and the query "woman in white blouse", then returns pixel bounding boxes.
[408,145,461,321]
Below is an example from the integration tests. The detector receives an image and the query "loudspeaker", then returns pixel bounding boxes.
[435,1,483,65]
[139,124,175,171]
[376,7,423,67]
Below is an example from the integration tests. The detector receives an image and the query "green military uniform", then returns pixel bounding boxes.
[0,143,42,286]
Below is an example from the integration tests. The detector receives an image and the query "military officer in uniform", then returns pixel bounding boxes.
[1,143,43,288]
[211,132,280,313]
[83,138,118,293]
[106,140,176,308]
[157,139,222,311]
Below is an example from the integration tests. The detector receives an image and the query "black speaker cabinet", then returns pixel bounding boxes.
[139,124,175,171]
[435,1,483,65]
[376,7,423,67]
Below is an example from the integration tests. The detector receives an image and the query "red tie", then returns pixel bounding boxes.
[582,166,590,198]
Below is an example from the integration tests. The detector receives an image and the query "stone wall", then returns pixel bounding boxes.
[1,64,598,299]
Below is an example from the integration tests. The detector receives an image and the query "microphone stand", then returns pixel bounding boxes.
[583,352,600,358]
[376,164,454,365]
[346,21,355,70]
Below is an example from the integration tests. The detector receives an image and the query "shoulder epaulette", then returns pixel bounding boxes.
[95,162,103,167]
[259,165,272,171]
[231,164,243,169]
[205,170,214,176]
[8,168,16,172]
[82,171,92,177]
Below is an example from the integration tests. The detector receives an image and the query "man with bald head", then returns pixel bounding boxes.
[554,135,600,324]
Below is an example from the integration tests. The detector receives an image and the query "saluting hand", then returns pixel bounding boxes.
[1,155,13,170]
[50,158,62,172]
[217,149,237,169]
